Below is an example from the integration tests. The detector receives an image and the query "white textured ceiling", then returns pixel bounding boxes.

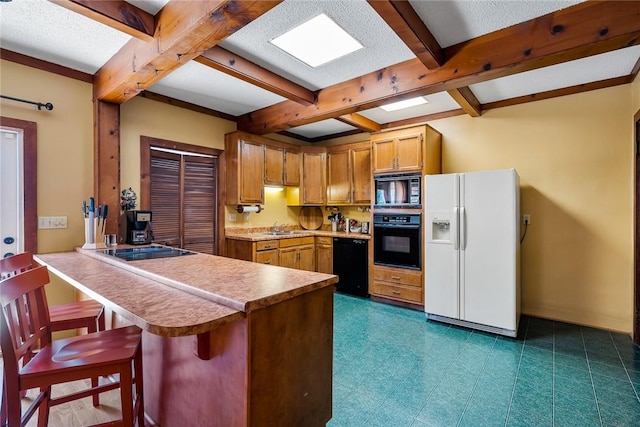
[0,0,130,74]
[218,0,414,90]
[470,45,640,104]
[1,0,638,140]
[409,0,585,48]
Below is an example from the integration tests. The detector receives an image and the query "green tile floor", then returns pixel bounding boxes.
[330,293,640,427]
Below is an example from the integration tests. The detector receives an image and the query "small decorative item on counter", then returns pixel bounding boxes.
[349,219,361,234]
[327,211,344,232]
[121,187,137,211]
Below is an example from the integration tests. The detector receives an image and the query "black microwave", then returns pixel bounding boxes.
[374,173,422,209]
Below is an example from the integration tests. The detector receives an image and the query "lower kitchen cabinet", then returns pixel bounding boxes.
[315,236,333,274]
[254,240,279,265]
[279,237,315,271]
[371,265,423,306]
[226,239,279,265]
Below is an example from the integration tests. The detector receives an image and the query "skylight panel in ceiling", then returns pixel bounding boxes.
[270,14,363,67]
[380,97,428,112]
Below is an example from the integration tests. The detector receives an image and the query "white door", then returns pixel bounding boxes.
[424,173,460,319]
[0,128,24,258]
[460,169,517,330]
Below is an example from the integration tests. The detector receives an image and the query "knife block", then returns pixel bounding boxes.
[82,217,106,249]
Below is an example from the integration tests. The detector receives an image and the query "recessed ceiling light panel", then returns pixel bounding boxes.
[380,97,429,112]
[270,14,363,68]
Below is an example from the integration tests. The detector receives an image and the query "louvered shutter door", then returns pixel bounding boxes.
[183,155,216,254]
[150,151,181,246]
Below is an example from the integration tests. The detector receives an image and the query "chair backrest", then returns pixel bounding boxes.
[0,252,34,280]
[0,265,52,382]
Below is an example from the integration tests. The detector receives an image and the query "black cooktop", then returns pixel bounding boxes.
[101,245,195,261]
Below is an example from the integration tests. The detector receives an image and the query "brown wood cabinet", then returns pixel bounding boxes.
[287,147,327,206]
[226,238,279,266]
[327,142,371,205]
[265,145,300,186]
[327,150,350,204]
[315,236,333,274]
[371,126,425,174]
[351,145,372,204]
[371,265,423,306]
[279,236,315,271]
[225,131,265,205]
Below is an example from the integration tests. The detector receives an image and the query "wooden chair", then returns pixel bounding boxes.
[0,252,106,334]
[0,265,144,427]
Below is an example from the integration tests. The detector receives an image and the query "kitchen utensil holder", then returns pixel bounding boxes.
[82,218,106,249]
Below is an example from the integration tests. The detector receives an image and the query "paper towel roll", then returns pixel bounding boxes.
[236,205,262,213]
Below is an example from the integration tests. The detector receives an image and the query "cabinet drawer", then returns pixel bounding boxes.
[255,249,278,265]
[315,236,332,245]
[371,282,423,304]
[279,236,315,248]
[256,240,279,251]
[373,266,422,287]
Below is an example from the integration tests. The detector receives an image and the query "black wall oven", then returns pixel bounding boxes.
[373,213,421,270]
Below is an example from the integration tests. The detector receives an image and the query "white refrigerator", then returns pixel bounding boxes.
[424,169,521,337]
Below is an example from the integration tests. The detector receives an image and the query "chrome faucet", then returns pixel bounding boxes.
[272,221,279,233]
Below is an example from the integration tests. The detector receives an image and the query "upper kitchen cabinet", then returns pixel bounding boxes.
[265,144,300,187]
[288,146,327,206]
[371,125,441,174]
[327,141,371,205]
[225,131,265,205]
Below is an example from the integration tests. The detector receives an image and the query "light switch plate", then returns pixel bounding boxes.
[38,216,68,229]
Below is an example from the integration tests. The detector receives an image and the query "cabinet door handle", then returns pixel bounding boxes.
[391,275,401,281]
[391,290,401,295]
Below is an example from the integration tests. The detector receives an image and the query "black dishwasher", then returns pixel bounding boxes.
[333,238,369,297]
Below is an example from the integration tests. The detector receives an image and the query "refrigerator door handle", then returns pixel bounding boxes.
[460,206,466,250]
[453,206,459,250]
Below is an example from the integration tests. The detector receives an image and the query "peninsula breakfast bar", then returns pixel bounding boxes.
[34,248,338,427]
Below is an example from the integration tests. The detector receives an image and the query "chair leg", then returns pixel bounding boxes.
[119,363,134,426]
[86,320,101,407]
[134,345,145,427]
[97,309,106,332]
[36,386,51,427]
[1,377,8,427]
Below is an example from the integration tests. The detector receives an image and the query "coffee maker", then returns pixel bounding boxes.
[125,210,153,245]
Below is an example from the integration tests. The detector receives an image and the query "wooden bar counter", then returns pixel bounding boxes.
[35,248,338,427]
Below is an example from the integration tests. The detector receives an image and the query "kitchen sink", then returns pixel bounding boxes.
[262,231,307,236]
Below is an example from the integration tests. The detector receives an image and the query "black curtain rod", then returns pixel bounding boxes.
[0,95,53,111]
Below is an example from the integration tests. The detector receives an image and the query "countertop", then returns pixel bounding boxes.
[35,247,338,336]
[35,251,243,337]
[225,229,371,242]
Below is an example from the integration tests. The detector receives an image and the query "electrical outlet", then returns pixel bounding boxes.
[38,216,68,229]
[228,213,237,222]
[523,214,531,225]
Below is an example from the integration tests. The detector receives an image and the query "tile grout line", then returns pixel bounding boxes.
[503,316,529,427]
[454,333,499,427]
[609,330,640,403]
[580,326,604,427]
[412,324,456,426]
[552,320,556,427]
[413,325,477,426]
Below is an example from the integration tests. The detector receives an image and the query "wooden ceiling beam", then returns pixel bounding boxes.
[93,0,281,103]
[447,87,482,117]
[195,46,316,106]
[369,0,482,117]
[336,113,381,133]
[49,0,155,41]
[483,75,632,111]
[367,0,444,68]
[237,1,640,135]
